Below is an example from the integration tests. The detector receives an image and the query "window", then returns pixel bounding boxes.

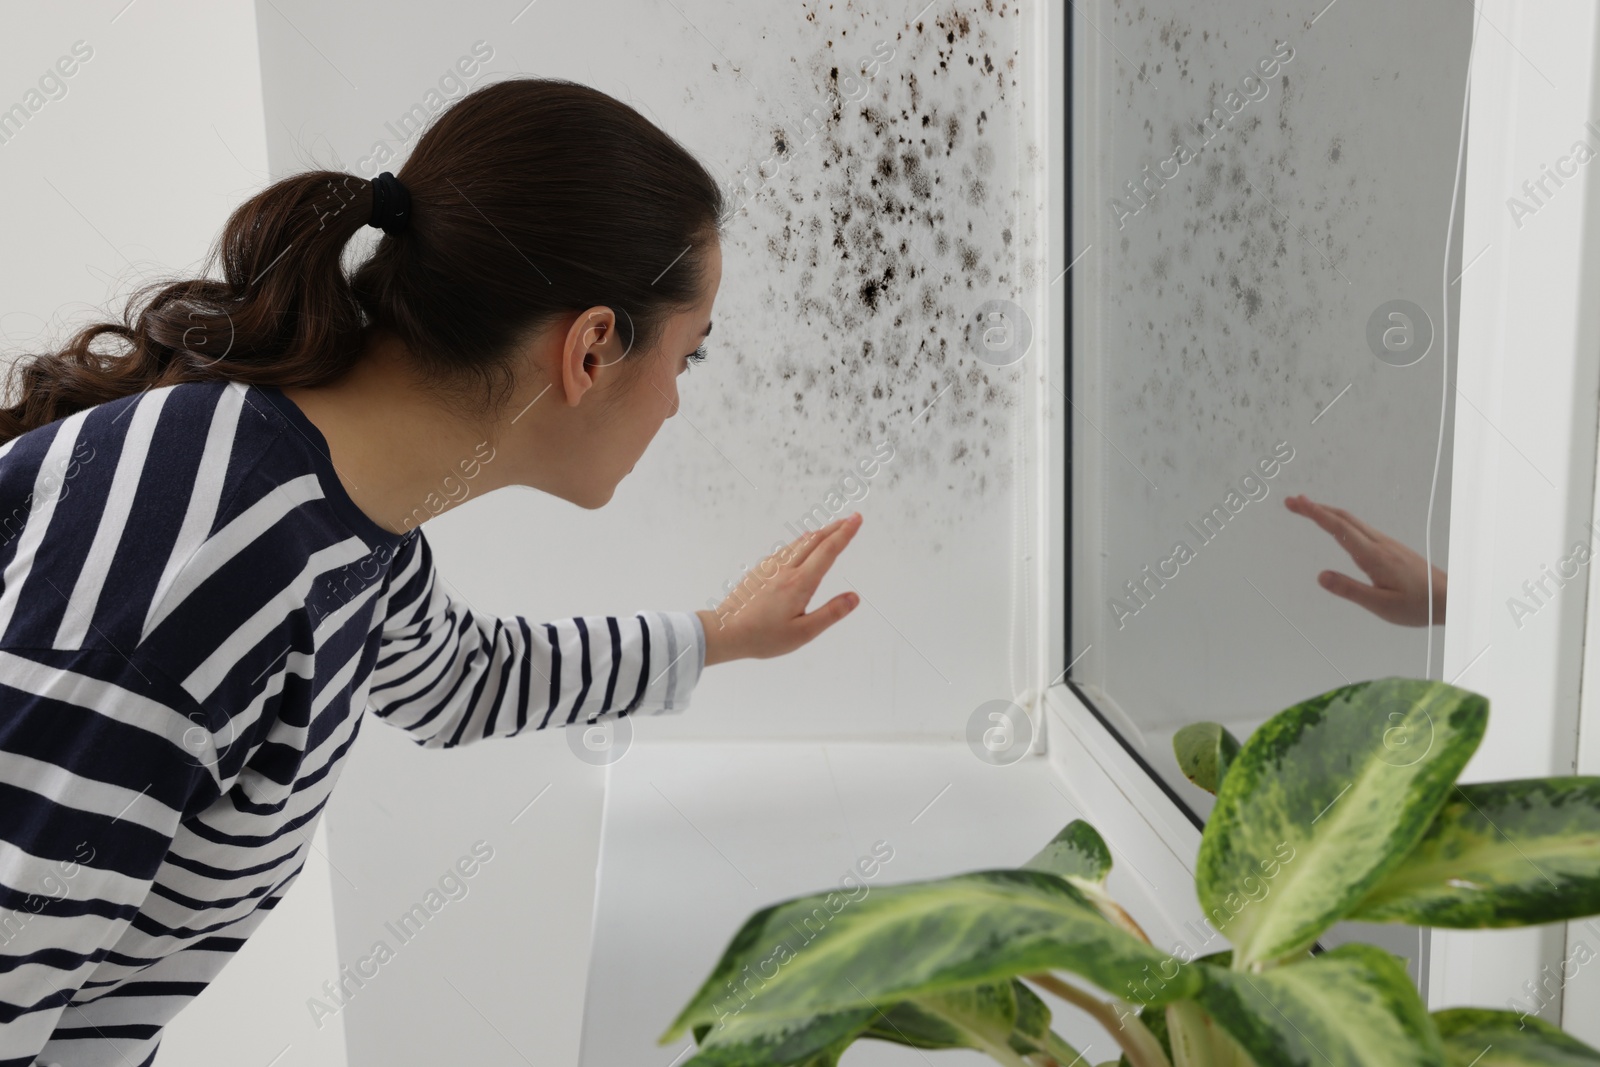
[1063,0,1477,994]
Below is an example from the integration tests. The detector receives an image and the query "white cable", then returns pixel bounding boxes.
[1011,361,1026,714]
[1427,0,1484,677]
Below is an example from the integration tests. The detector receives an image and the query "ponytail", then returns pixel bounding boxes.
[0,76,725,445]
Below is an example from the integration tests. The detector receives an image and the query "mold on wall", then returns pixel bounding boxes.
[658,1,1042,526]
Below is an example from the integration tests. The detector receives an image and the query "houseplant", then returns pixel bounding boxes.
[659,677,1600,1065]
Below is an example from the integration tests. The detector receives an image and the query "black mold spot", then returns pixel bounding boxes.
[684,3,1027,510]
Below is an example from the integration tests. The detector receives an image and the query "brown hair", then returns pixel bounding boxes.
[0,76,726,445]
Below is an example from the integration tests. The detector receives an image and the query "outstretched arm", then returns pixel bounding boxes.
[365,514,864,749]
[365,528,704,749]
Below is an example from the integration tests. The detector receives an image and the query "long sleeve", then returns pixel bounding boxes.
[366,527,706,750]
[0,646,208,1066]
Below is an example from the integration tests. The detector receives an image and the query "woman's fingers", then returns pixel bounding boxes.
[798,590,860,642]
[784,517,848,571]
[1326,504,1387,545]
[1286,494,1372,557]
[1319,568,1394,614]
[796,513,863,587]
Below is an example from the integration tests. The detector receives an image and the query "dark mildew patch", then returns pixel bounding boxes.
[666,2,1035,520]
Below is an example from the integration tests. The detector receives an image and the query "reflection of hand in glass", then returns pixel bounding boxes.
[1284,495,1447,626]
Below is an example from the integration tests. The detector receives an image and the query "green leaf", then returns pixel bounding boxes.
[1196,943,1444,1066]
[858,979,1084,1066]
[682,974,1078,1065]
[1196,677,1488,965]
[1006,981,1086,1065]
[1023,819,1113,885]
[1011,979,1049,1049]
[871,983,1040,1064]
[1021,819,1152,941]
[795,1044,850,1067]
[661,869,1202,1044]
[1174,722,1242,795]
[1349,778,1600,927]
[857,998,970,1050]
[683,979,1078,1066]
[681,1006,878,1065]
[860,982,1017,1050]
[1121,953,1236,1067]
[1434,1008,1600,1065]
[1006,978,1052,1053]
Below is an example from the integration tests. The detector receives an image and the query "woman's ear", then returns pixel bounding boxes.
[560,305,642,408]
[559,307,618,406]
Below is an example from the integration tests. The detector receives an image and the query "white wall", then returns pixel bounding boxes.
[0,2,348,1065]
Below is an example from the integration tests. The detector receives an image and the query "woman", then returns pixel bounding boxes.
[0,77,862,1066]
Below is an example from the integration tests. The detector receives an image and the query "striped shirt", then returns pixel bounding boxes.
[0,379,704,1067]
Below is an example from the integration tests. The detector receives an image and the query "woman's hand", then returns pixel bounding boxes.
[695,513,864,666]
[1284,494,1446,626]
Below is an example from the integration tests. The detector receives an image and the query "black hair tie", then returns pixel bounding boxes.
[368,171,411,236]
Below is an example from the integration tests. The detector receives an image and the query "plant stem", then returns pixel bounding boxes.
[967,1034,1036,1067]
[1165,1001,1214,1067]
[1024,973,1173,1067]
[1044,1028,1090,1066]
[1015,1027,1087,1067]
[1107,900,1153,943]
[1084,888,1154,943]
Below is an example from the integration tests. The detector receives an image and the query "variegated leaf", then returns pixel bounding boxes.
[1350,778,1600,927]
[857,978,1085,1064]
[1007,978,1052,1052]
[1197,677,1487,965]
[1023,820,1113,885]
[859,981,1017,1050]
[1021,819,1151,940]
[661,869,1200,1044]
[1434,1008,1600,1065]
[682,1006,877,1066]
[1174,722,1242,795]
[1006,980,1085,1064]
[1196,943,1444,1067]
[685,978,1080,1066]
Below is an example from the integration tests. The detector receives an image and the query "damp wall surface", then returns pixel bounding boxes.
[1073,0,1470,744]
[623,0,1046,742]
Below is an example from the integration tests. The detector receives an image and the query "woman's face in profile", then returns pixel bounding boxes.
[527,239,723,510]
